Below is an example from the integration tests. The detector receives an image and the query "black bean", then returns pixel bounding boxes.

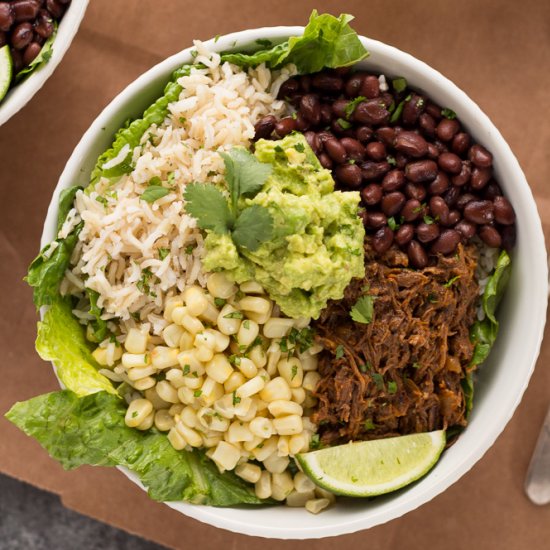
[446,209,461,226]
[451,161,471,186]
[456,193,476,211]
[361,75,380,98]
[331,98,349,119]
[470,167,492,190]
[381,191,406,216]
[469,144,493,168]
[375,127,396,146]
[0,2,14,32]
[22,40,40,64]
[501,225,516,251]
[402,199,423,222]
[405,160,438,183]
[345,73,366,97]
[277,78,299,99]
[437,152,462,174]
[417,222,440,243]
[404,182,427,202]
[318,153,333,169]
[418,113,436,137]
[353,99,390,126]
[358,210,369,227]
[12,0,39,22]
[254,115,276,140]
[426,143,439,160]
[379,92,394,109]
[395,224,415,247]
[394,131,429,158]
[455,220,476,240]
[340,137,366,161]
[434,139,449,155]
[45,0,65,19]
[365,141,386,161]
[408,240,428,268]
[372,226,394,254]
[429,196,450,224]
[334,164,362,188]
[451,132,471,156]
[34,9,54,38]
[304,131,321,154]
[361,183,383,205]
[274,117,296,138]
[436,118,460,141]
[300,94,321,125]
[312,73,343,93]
[431,229,461,254]
[493,196,516,225]
[10,47,23,72]
[331,118,352,134]
[443,186,460,207]
[382,169,405,192]
[463,200,494,224]
[361,161,391,181]
[425,102,442,120]
[11,21,32,49]
[483,181,503,200]
[299,74,312,92]
[367,211,387,229]
[402,94,426,126]
[356,125,373,143]
[428,172,450,195]
[479,225,502,248]
[325,139,347,164]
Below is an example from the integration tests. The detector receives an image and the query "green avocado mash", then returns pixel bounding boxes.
[203,134,365,319]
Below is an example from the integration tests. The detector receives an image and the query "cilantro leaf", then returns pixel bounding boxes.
[392,77,408,93]
[350,295,375,324]
[345,96,366,119]
[220,148,272,211]
[442,108,457,120]
[184,183,234,234]
[231,205,273,251]
[335,345,344,359]
[141,185,169,203]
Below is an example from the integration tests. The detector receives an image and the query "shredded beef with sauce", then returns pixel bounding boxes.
[311,241,480,445]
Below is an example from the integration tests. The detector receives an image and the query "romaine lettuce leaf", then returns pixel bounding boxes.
[5,390,265,505]
[89,65,192,186]
[220,11,369,73]
[15,23,56,83]
[466,250,512,413]
[36,297,116,396]
[57,186,82,233]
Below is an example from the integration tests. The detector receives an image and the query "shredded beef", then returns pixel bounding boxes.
[311,241,480,445]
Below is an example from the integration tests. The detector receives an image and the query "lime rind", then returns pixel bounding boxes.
[0,44,13,102]
[296,430,446,497]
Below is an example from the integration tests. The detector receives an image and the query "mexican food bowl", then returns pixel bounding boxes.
[11,15,547,539]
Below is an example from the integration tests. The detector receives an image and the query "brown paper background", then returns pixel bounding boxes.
[1,0,549,548]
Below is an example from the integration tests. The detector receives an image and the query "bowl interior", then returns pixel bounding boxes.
[0,0,89,126]
[41,27,548,539]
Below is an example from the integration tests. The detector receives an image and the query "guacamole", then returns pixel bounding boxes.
[203,133,365,319]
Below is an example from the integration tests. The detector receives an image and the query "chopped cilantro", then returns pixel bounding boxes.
[350,295,375,324]
[337,117,352,129]
[95,196,108,206]
[224,311,244,320]
[193,390,202,397]
[243,320,250,330]
[309,434,321,449]
[364,419,376,430]
[158,248,170,260]
[345,96,366,119]
[214,297,226,308]
[387,381,398,394]
[294,143,305,152]
[412,362,421,369]
[386,155,397,166]
[232,392,241,405]
[359,362,371,373]
[444,275,460,288]
[387,216,399,231]
[141,185,169,203]
[371,373,385,390]
[423,215,435,225]
[182,364,191,375]
[335,345,345,360]
[274,145,284,153]
[392,77,408,93]
[291,364,298,380]
[442,108,457,120]
[185,244,195,255]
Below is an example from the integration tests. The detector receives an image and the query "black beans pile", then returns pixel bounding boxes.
[253,68,516,268]
[0,0,70,74]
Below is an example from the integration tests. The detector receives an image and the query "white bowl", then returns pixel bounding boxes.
[0,0,89,126]
[40,26,548,539]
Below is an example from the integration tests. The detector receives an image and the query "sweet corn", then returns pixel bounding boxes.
[207,272,237,299]
[206,354,233,384]
[136,411,154,431]
[91,347,108,366]
[224,371,246,393]
[217,304,242,335]
[237,319,259,347]
[294,471,316,493]
[236,357,258,379]
[249,416,274,439]
[243,436,264,452]
[268,400,303,418]
[127,365,157,381]
[227,421,253,443]
[291,387,306,404]
[255,470,272,499]
[264,452,289,474]
[155,380,180,404]
[235,462,262,483]
[182,375,203,390]
[124,327,149,354]
[133,376,156,391]
[121,352,150,369]
[251,435,278,462]
[164,298,183,322]
[305,498,330,514]
[259,377,292,402]
[273,414,303,436]
[204,328,230,352]
[174,420,202,447]
[277,435,290,457]
[180,314,204,335]
[271,471,294,501]
[236,375,265,398]
[176,350,203,373]
[165,368,186,389]
[167,427,186,450]
[195,345,214,362]
[263,318,294,339]
[314,487,336,503]
[183,286,208,316]
[198,301,220,325]
[239,296,272,316]
[154,409,175,432]
[180,406,199,429]
[125,399,153,428]
[239,281,264,294]
[151,346,179,369]
[212,441,241,471]
[303,371,321,392]
[144,387,170,410]
[285,490,316,507]
[289,432,309,455]
[277,357,303,388]
[235,398,257,422]
[179,330,195,351]
[162,324,184,349]
[249,345,267,368]
[200,377,224,406]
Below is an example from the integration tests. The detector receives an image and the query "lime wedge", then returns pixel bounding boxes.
[296,430,446,497]
[0,44,13,102]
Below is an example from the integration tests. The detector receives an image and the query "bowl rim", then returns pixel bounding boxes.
[40,25,548,539]
[0,0,89,126]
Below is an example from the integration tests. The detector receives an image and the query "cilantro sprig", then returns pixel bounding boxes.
[350,295,375,324]
[184,148,274,251]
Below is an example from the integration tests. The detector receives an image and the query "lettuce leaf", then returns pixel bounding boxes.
[465,250,512,414]
[15,23,56,83]
[220,11,369,73]
[89,65,192,186]
[36,297,116,396]
[5,390,265,505]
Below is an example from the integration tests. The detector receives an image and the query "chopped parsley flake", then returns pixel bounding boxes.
[224,311,244,320]
[335,345,345,360]
[387,381,398,394]
[442,108,457,119]
[214,298,226,308]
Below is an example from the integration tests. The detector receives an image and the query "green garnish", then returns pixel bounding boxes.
[371,373,385,390]
[412,362,421,369]
[184,148,273,251]
[193,390,202,397]
[294,143,305,152]
[291,365,298,380]
[363,419,376,431]
[158,248,170,260]
[185,244,195,255]
[350,295,375,324]
[423,215,434,225]
[141,185,169,203]
[337,117,352,129]
[243,320,250,329]
[335,345,344,360]
[232,392,241,405]
[344,96,366,119]
[442,108,457,120]
[387,216,399,231]
[387,381,398,394]
[444,275,460,288]
[359,363,371,373]
[182,364,191,375]
[224,311,244,320]
[386,155,396,166]
[214,298,226,308]
[392,77,407,93]
[310,433,321,449]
